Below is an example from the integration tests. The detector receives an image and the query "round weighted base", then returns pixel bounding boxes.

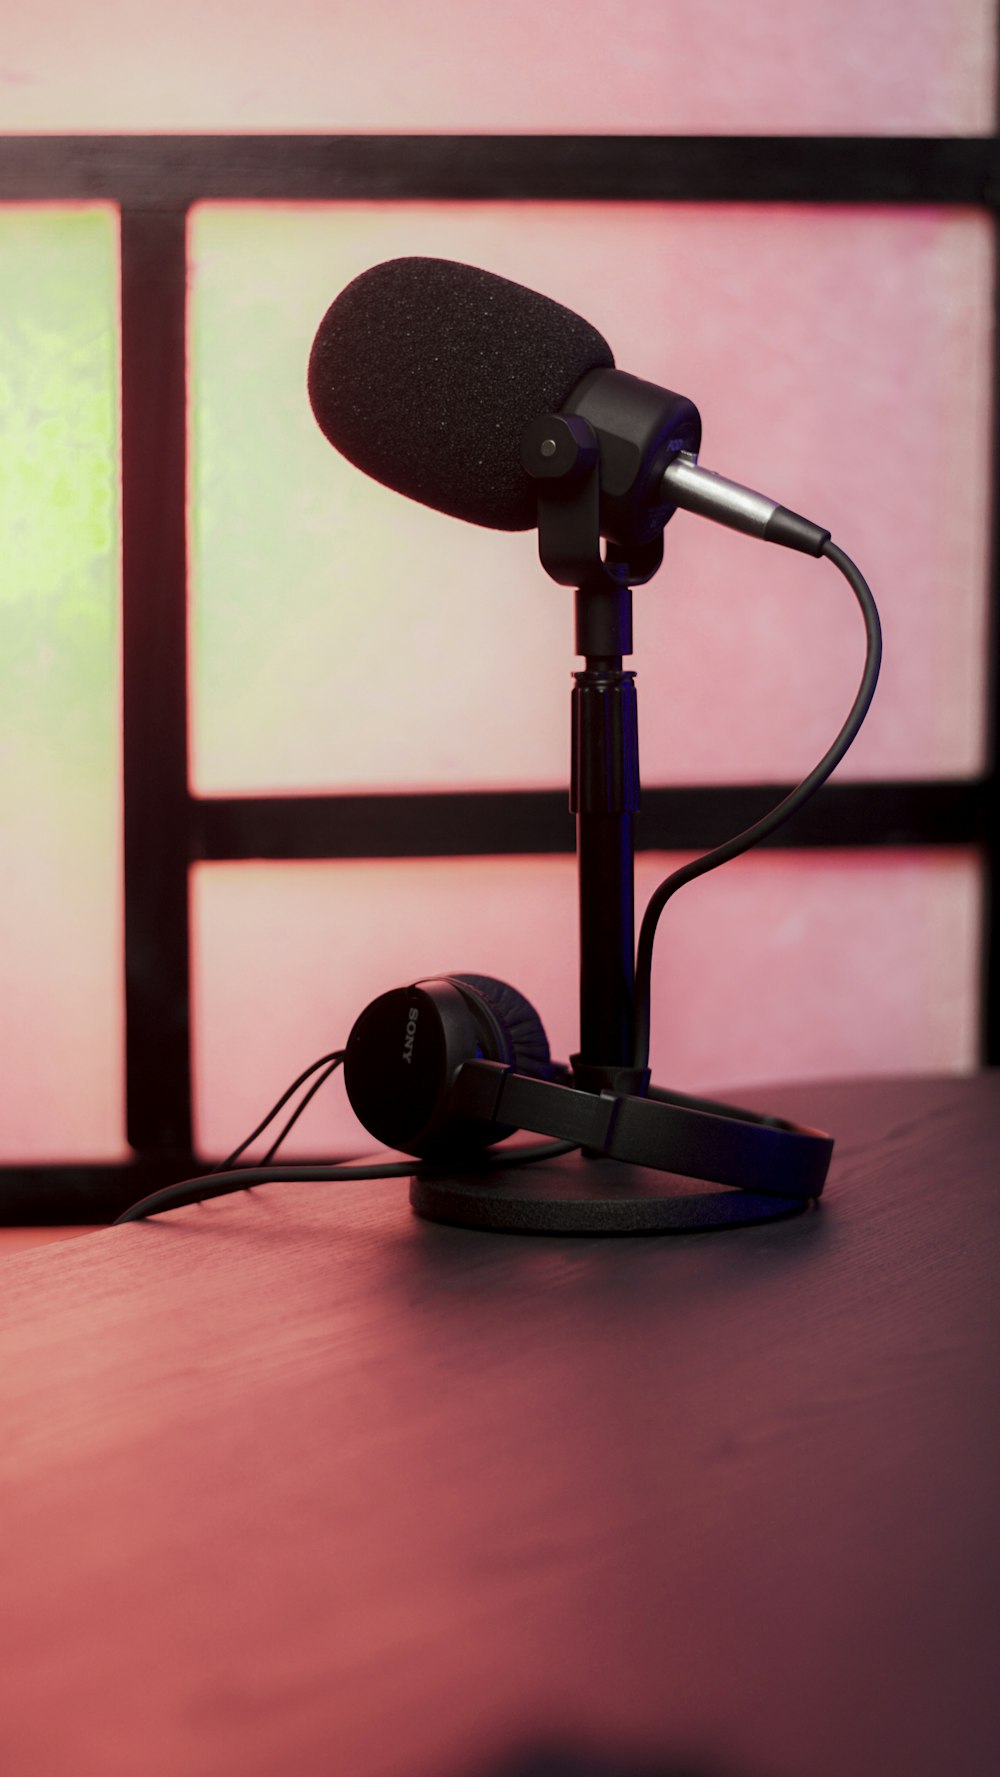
[410,1149,811,1236]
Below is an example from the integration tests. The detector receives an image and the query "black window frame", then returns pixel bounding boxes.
[2,133,998,1222]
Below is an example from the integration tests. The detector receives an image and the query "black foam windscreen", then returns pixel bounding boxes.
[307,257,615,531]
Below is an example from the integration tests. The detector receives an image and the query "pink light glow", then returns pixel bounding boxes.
[191,850,980,1164]
[2,1,994,134]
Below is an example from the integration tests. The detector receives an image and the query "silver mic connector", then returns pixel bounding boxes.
[660,451,831,556]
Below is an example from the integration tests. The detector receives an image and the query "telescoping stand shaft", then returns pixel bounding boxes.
[570,582,645,1095]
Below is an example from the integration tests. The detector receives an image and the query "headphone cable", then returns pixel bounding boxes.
[113,1139,580,1225]
[218,1050,346,1170]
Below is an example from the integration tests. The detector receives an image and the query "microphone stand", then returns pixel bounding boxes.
[409,416,802,1234]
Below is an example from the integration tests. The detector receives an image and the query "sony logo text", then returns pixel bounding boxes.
[401,1006,419,1065]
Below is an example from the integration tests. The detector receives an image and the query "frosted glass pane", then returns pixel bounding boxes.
[0,206,125,1162]
[191,851,981,1162]
[190,202,992,793]
[3,0,994,134]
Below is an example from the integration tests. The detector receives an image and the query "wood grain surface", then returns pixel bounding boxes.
[1,1075,997,1777]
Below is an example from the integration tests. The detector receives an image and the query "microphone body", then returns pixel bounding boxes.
[308,255,829,557]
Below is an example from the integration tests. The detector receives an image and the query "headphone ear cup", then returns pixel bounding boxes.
[343,974,553,1162]
[450,974,551,1077]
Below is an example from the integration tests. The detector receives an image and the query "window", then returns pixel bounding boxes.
[2,82,997,1213]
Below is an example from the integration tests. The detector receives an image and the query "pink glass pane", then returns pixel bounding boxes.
[3,1,994,134]
[0,205,125,1162]
[191,851,980,1162]
[189,201,992,794]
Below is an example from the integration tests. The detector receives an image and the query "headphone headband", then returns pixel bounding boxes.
[453,1060,831,1199]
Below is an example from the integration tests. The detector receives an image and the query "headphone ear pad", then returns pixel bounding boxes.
[450,973,551,1077]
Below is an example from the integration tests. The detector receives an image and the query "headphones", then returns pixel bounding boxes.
[344,973,832,1201]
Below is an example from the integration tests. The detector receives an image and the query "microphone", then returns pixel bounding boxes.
[308,256,829,556]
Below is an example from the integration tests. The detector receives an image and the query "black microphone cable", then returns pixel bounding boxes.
[630,539,882,1072]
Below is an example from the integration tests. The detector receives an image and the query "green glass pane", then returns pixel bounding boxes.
[0,205,124,1161]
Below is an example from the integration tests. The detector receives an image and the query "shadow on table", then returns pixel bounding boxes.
[450,1737,765,1777]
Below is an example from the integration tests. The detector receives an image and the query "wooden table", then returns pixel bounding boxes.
[1,1075,997,1777]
